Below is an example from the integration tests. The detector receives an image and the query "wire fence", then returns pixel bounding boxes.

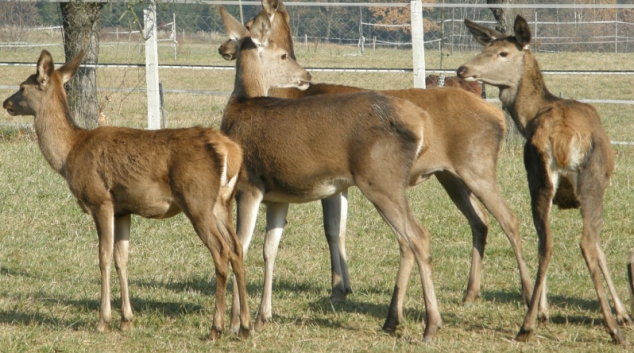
[0,1,632,144]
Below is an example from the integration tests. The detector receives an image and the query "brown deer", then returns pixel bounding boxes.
[2,50,251,340]
[457,15,631,344]
[220,0,533,335]
[219,6,446,341]
[425,74,485,98]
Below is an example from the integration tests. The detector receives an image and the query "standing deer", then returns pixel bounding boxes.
[2,50,251,340]
[457,15,631,344]
[219,7,445,341]
[220,0,533,335]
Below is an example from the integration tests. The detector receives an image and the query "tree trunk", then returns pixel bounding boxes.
[487,0,514,35]
[60,2,104,129]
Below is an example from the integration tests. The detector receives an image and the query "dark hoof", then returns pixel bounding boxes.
[611,328,627,346]
[515,327,532,342]
[208,327,222,341]
[238,326,251,339]
[382,318,399,334]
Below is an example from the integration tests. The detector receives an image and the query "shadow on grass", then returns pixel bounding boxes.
[484,289,604,314]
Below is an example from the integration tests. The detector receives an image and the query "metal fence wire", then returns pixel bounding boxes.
[0,1,632,143]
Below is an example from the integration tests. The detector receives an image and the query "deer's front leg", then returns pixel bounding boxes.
[229,188,264,334]
[255,202,289,330]
[92,204,115,333]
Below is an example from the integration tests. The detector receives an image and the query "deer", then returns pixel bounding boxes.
[218,6,447,342]
[220,0,533,335]
[2,49,251,340]
[457,15,632,345]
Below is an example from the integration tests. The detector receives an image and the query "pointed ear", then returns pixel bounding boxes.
[220,6,249,41]
[513,15,532,48]
[249,12,272,47]
[262,0,279,21]
[36,50,55,87]
[464,19,505,46]
[58,50,84,84]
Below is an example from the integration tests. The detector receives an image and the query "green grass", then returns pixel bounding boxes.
[1,47,634,352]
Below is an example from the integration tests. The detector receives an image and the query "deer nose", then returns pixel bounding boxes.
[3,99,12,110]
[456,65,468,78]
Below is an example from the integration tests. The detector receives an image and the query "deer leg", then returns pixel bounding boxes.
[382,235,415,334]
[577,171,626,345]
[187,212,230,341]
[460,171,533,306]
[435,172,490,304]
[338,191,352,295]
[322,190,352,302]
[597,244,633,326]
[629,250,634,317]
[92,205,115,333]
[516,147,554,343]
[255,202,289,331]
[357,181,441,342]
[230,188,264,334]
[113,214,133,331]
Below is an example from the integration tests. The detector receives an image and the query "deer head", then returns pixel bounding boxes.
[457,15,532,88]
[220,6,311,97]
[218,0,295,62]
[4,50,84,117]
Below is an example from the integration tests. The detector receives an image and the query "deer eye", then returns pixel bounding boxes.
[281,53,287,60]
[499,52,508,58]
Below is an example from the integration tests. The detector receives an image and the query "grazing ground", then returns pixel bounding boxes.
[0,46,633,352]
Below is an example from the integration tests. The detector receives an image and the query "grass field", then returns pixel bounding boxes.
[0,45,634,352]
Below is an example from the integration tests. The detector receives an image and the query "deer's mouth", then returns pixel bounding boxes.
[297,80,310,91]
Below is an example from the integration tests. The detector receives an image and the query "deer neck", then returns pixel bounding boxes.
[499,50,555,137]
[33,88,81,175]
[231,48,269,99]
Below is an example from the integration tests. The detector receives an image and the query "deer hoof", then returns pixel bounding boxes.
[238,326,251,339]
[611,328,628,346]
[96,321,109,333]
[462,290,480,304]
[208,327,222,341]
[120,320,133,331]
[515,327,533,342]
[254,315,269,331]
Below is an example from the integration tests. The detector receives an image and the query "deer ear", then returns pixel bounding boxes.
[464,19,504,46]
[36,50,54,87]
[262,0,279,21]
[249,12,272,47]
[513,15,532,49]
[220,6,249,41]
[58,50,84,84]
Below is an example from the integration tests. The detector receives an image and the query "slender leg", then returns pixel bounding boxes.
[230,188,264,333]
[629,250,634,317]
[255,202,289,330]
[92,205,115,333]
[322,191,351,302]
[460,171,534,306]
[516,146,555,342]
[576,166,626,345]
[113,214,133,331]
[358,181,441,342]
[597,244,633,325]
[337,191,352,294]
[382,236,415,334]
[435,172,490,304]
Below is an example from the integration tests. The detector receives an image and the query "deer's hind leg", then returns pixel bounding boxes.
[435,171,490,304]
[356,179,441,342]
[577,158,626,345]
[321,191,352,302]
[114,214,133,330]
